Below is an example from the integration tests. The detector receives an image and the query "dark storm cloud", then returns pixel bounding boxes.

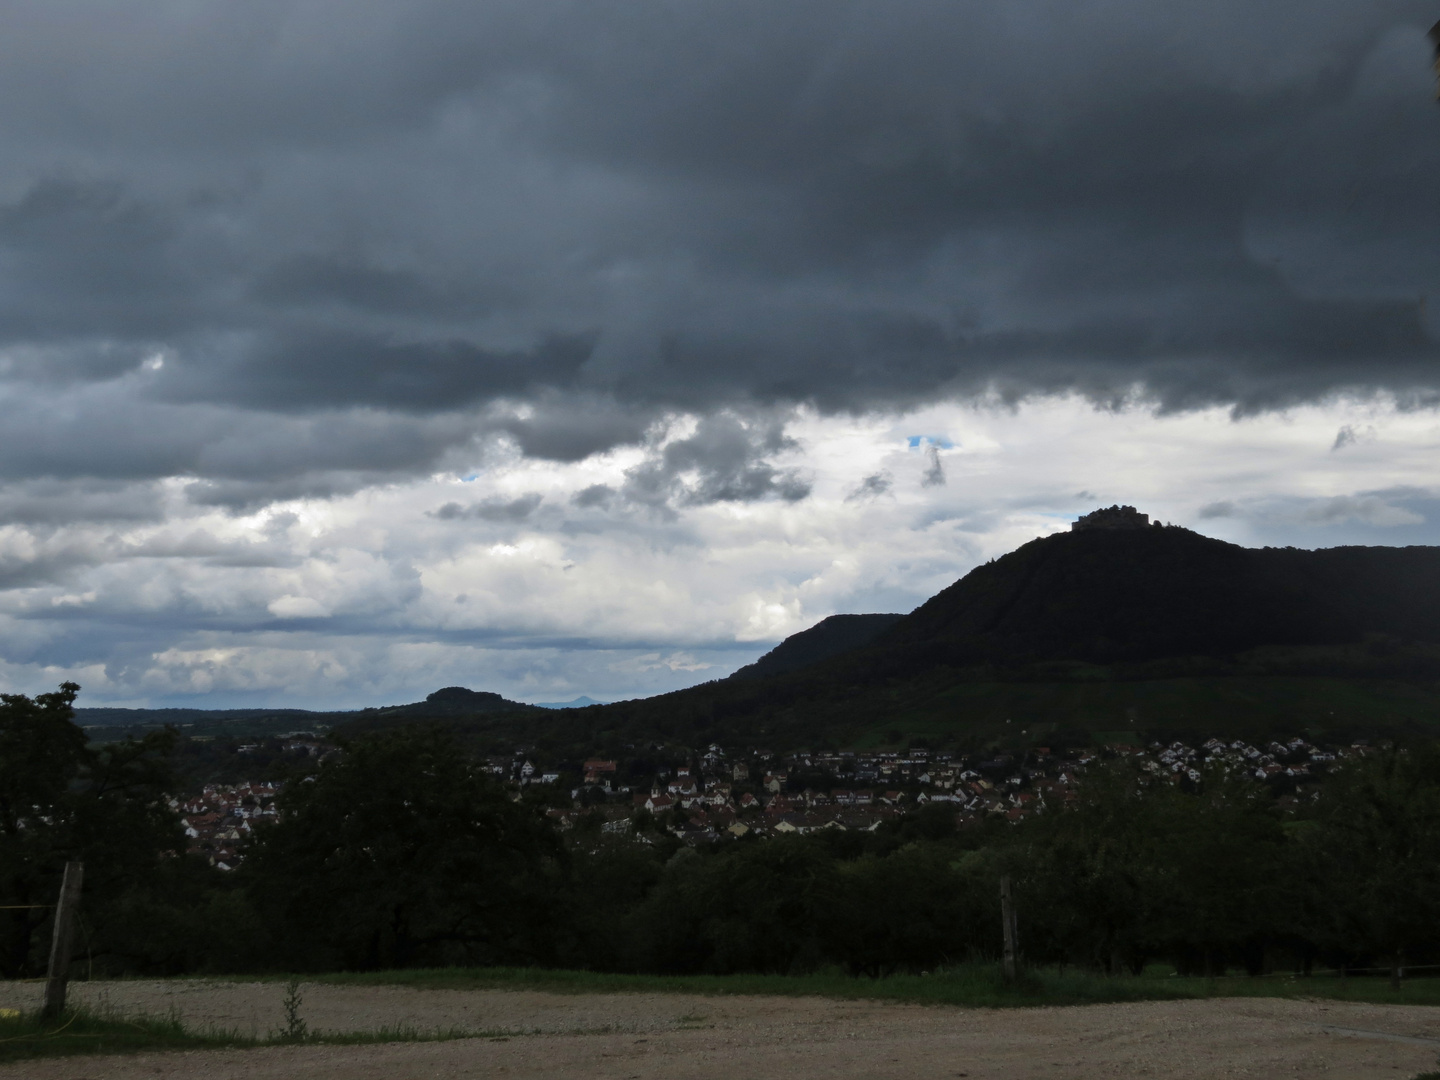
[0,480,164,526]
[1333,424,1370,450]
[846,472,893,502]
[921,446,946,488]
[1199,500,1239,519]
[251,255,471,319]
[431,493,543,522]
[0,1,1436,492]
[0,179,196,341]
[0,387,471,483]
[570,484,616,510]
[155,332,598,414]
[621,414,811,509]
[492,395,660,462]
[0,543,102,590]
[181,473,398,511]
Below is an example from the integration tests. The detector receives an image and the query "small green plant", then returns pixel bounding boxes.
[280,980,308,1042]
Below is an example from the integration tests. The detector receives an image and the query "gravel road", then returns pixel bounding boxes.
[1,979,1437,1079]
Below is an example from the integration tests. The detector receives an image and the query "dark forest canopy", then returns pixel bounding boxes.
[7,693,1440,986]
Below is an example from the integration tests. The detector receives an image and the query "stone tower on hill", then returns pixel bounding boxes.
[1071,505,1151,531]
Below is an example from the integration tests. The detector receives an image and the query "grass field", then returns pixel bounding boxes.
[4,966,1439,1067]
[0,1008,244,1065]
[0,999,510,1065]
[302,963,1440,1010]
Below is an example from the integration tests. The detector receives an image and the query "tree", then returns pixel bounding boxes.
[0,683,179,977]
[1018,760,1289,975]
[822,843,980,976]
[632,838,835,974]
[244,725,564,970]
[1299,744,1440,985]
[1017,761,1172,973]
[562,835,666,970]
[1144,772,1289,975]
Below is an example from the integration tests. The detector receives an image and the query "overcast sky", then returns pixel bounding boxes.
[2,1,1440,709]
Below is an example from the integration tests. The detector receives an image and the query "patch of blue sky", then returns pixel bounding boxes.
[906,435,955,450]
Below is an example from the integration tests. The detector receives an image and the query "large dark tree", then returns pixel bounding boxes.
[822,843,982,976]
[1015,760,1289,975]
[631,838,836,974]
[243,725,564,970]
[1015,763,1171,974]
[0,683,179,977]
[1298,743,1440,985]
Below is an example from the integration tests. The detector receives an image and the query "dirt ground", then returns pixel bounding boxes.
[2,979,1438,1079]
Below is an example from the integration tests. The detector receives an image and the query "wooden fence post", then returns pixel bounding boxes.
[41,861,84,1022]
[1000,874,1018,982]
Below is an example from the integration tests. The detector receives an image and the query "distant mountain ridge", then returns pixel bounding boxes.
[78,707,319,727]
[397,686,528,715]
[77,686,540,741]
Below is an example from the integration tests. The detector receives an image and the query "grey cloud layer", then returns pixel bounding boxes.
[0,1,1437,498]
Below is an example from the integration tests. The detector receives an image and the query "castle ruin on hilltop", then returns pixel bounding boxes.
[1071,505,1151,531]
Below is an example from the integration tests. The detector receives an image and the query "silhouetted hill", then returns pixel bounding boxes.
[555,523,1440,751]
[728,614,904,680]
[330,686,543,738]
[392,686,529,716]
[874,524,1440,668]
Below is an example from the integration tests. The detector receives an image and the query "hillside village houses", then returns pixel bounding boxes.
[183,733,1360,865]
[173,782,280,870]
